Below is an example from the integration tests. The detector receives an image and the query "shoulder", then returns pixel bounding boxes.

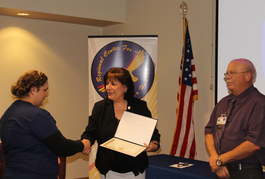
[27,107,56,127]
[248,88,265,108]
[36,108,53,118]
[128,98,151,117]
[14,100,53,119]
[130,97,147,105]
[94,98,112,108]
[238,87,265,107]
[128,98,148,109]
[92,99,113,114]
[251,87,265,99]
[215,95,231,107]
[210,95,232,117]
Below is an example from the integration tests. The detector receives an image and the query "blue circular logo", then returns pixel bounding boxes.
[91,40,155,99]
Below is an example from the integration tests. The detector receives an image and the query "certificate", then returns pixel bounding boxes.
[100,111,157,157]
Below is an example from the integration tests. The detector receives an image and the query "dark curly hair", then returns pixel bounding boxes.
[104,67,135,100]
[11,70,48,98]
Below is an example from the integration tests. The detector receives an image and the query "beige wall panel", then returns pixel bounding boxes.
[0,15,102,178]
[104,0,216,161]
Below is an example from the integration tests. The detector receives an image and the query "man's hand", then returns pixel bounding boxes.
[209,154,230,178]
[208,155,220,173]
[216,166,230,179]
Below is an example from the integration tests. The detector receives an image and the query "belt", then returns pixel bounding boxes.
[226,163,262,171]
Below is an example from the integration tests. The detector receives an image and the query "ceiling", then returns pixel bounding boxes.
[0,7,123,27]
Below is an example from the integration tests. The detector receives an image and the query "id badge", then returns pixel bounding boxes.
[217,116,227,125]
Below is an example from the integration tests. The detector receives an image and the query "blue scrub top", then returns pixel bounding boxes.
[0,100,59,179]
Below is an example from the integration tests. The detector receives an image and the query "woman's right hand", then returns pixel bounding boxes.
[81,139,91,155]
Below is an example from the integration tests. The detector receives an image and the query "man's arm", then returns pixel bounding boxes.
[205,133,218,157]
[205,133,230,178]
[220,140,260,165]
[206,133,261,178]
[205,133,219,172]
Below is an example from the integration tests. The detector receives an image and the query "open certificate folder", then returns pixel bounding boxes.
[100,111,157,157]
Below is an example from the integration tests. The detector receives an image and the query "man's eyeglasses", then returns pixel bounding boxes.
[224,71,248,78]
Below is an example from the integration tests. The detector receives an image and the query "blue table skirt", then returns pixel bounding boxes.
[146,154,215,179]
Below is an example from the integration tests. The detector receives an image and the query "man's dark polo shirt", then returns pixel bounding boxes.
[205,85,265,165]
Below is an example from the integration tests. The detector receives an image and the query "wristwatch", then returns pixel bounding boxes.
[216,155,223,166]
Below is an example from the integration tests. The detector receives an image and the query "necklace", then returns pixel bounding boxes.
[114,100,127,120]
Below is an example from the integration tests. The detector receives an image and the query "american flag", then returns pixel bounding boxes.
[170,19,198,159]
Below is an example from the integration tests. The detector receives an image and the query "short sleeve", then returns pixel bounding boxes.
[205,115,214,135]
[245,103,265,147]
[30,109,58,139]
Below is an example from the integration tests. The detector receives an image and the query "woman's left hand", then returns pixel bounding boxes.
[144,141,159,152]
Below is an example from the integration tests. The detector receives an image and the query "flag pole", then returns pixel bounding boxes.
[180,1,187,44]
[169,1,188,155]
[178,1,188,104]
[170,2,197,158]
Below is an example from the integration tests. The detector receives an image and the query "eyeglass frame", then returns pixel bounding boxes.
[224,71,248,78]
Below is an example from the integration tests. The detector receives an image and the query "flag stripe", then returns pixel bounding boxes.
[176,85,192,157]
[170,85,186,155]
[179,88,193,158]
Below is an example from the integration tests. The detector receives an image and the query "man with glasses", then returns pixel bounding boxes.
[205,58,265,179]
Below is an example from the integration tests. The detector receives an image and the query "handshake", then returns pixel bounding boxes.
[81,139,91,155]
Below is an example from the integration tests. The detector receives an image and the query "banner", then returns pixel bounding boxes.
[170,19,198,159]
[88,36,158,178]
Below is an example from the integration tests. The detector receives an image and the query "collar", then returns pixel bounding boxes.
[232,85,255,106]
[106,98,133,111]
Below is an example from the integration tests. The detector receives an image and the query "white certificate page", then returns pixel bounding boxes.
[100,111,157,157]
[101,138,146,157]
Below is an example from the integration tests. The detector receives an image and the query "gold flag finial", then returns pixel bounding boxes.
[180,2,188,19]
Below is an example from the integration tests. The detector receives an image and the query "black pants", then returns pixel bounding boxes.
[215,165,264,179]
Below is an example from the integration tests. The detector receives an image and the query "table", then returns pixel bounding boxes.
[146,154,215,179]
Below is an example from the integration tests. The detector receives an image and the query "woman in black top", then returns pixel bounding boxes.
[81,68,160,179]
